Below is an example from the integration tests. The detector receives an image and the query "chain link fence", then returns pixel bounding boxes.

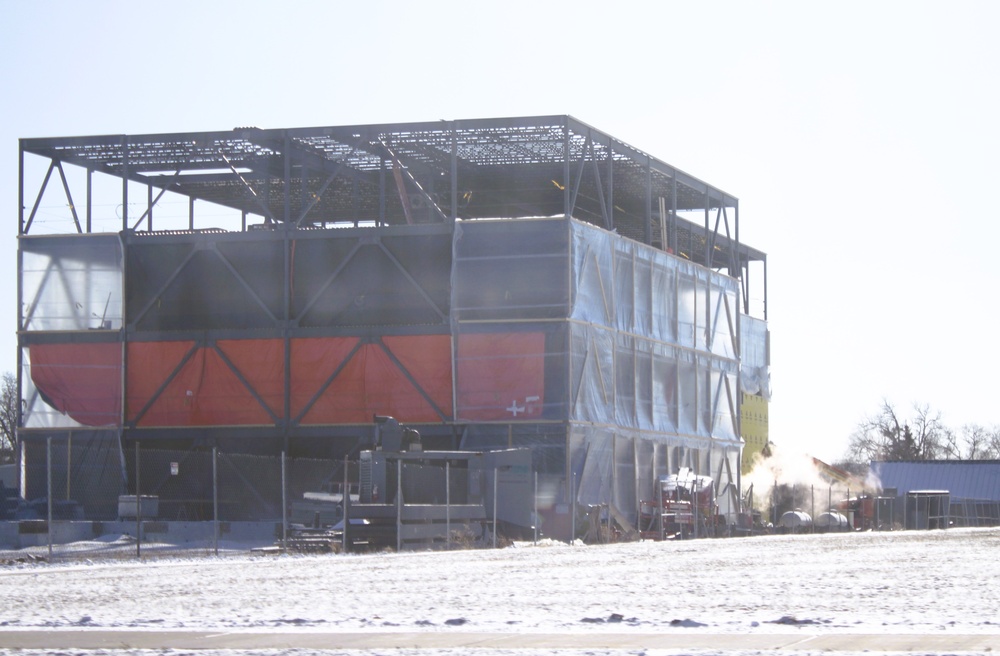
[1,438,345,563]
[1,439,540,563]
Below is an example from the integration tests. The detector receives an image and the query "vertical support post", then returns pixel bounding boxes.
[18,140,25,235]
[212,447,219,556]
[282,194,292,457]
[492,466,498,549]
[811,485,815,533]
[445,460,451,550]
[633,439,640,535]
[658,470,664,541]
[703,190,711,267]
[283,133,292,225]
[147,184,153,231]
[16,145,24,479]
[342,454,349,554]
[693,480,699,540]
[563,122,571,218]
[281,451,288,550]
[135,440,141,559]
[189,196,195,231]
[644,155,653,246]
[670,174,678,253]
[86,169,93,233]
[379,155,386,226]
[282,133,292,456]
[121,135,129,232]
[606,139,614,229]
[66,433,72,501]
[772,479,777,528]
[396,458,402,552]
[533,470,538,545]
[570,470,576,545]
[120,227,129,432]
[450,122,458,225]
[47,437,53,561]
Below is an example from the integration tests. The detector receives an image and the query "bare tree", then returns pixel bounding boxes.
[0,372,17,464]
[847,400,946,463]
[909,403,946,460]
[944,423,1000,460]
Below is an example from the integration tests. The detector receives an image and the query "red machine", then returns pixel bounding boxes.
[639,468,717,539]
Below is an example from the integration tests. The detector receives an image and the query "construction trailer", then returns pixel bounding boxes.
[16,115,769,540]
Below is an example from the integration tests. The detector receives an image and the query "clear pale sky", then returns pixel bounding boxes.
[3,1,998,463]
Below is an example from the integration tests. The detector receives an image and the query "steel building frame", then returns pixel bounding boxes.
[19,116,766,311]
[17,116,768,530]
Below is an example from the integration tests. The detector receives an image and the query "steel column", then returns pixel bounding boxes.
[18,140,25,236]
[450,122,458,224]
[86,169,93,233]
[645,156,653,246]
[563,123,571,218]
[121,135,129,232]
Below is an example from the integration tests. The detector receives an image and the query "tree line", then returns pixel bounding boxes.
[0,373,15,465]
[846,399,1000,463]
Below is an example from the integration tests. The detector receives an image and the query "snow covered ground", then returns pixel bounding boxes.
[1,527,998,655]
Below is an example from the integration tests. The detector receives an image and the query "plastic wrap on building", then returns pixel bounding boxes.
[22,218,744,527]
[741,315,770,399]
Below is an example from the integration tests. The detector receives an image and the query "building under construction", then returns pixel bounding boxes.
[16,115,769,539]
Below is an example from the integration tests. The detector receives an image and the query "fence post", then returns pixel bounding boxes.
[212,447,219,557]
[135,440,141,559]
[693,481,699,540]
[571,470,576,546]
[47,437,53,561]
[66,433,72,502]
[492,466,498,548]
[281,451,288,549]
[396,458,402,552]
[772,478,777,528]
[811,485,815,533]
[533,470,538,545]
[658,473,664,541]
[342,455,349,554]
[445,460,451,550]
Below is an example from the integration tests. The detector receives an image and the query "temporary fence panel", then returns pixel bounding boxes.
[0,444,350,561]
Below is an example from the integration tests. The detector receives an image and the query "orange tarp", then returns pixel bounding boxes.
[29,331,546,428]
[128,340,282,426]
[292,335,452,424]
[456,332,546,420]
[28,343,122,427]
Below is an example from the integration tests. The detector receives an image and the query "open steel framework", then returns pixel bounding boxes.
[17,116,768,535]
[19,116,765,298]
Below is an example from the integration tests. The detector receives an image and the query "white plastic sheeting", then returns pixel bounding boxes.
[741,314,770,399]
[20,235,123,332]
[566,220,744,522]
[569,425,741,522]
[569,221,741,442]
[453,218,748,527]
